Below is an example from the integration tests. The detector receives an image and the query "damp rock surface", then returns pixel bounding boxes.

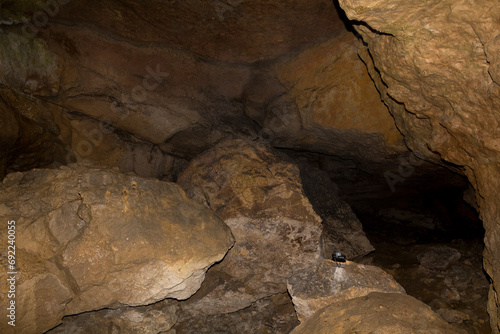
[0,165,234,333]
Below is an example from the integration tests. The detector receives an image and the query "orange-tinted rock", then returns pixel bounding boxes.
[338,0,500,331]
[290,292,467,334]
[274,30,402,145]
[0,165,233,333]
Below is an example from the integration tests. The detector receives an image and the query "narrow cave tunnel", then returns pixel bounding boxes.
[0,0,498,334]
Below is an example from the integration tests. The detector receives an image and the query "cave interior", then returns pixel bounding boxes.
[0,0,496,333]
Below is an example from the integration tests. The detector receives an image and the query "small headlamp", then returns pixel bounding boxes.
[332,252,346,267]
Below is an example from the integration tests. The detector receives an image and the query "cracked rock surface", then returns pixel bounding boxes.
[0,165,233,333]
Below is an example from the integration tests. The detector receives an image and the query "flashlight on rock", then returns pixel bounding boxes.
[332,252,346,267]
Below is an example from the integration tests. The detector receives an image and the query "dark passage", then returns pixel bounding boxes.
[294,148,490,334]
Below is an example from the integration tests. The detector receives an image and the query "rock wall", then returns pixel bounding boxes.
[337,0,500,331]
[0,0,407,183]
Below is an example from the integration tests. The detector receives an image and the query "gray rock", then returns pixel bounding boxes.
[173,293,299,334]
[287,259,405,322]
[47,301,178,334]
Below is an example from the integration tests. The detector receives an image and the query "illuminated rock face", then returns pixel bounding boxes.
[291,292,467,334]
[287,260,405,322]
[337,0,500,331]
[177,139,324,316]
[0,165,233,333]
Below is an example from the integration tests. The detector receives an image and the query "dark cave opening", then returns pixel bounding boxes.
[290,148,490,333]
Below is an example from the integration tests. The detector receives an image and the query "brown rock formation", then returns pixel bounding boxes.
[0,165,233,333]
[0,0,402,179]
[177,139,323,316]
[291,292,467,334]
[337,0,500,331]
[48,301,178,334]
[0,0,496,332]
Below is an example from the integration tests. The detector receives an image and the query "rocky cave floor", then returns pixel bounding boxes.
[170,214,492,334]
[357,216,491,334]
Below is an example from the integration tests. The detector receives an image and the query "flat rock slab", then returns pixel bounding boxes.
[0,165,233,333]
[287,259,405,322]
[291,292,467,334]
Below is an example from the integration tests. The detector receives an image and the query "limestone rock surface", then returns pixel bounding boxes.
[244,27,407,174]
[0,0,412,188]
[287,260,405,322]
[291,292,467,334]
[177,139,323,315]
[337,0,500,331]
[0,165,233,333]
[272,29,402,145]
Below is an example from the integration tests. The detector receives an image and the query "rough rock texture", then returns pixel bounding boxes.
[0,0,410,185]
[358,222,490,333]
[0,165,233,333]
[337,1,500,331]
[48,301,178,334]
[244,27,408,178]
[0,0,345,173]
[173,293,299,334]
[65,114,172,179]
[177,139,323,316]
[417,246,461,271]
[290,292,467,334]
[271,28,402,145]
[287,260,405,322]
[298,162,374,259]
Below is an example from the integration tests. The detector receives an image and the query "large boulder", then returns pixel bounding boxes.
[291,292,467,334]
[0,165,234,333]
[177,139,323,315]
[287,260,405,322]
